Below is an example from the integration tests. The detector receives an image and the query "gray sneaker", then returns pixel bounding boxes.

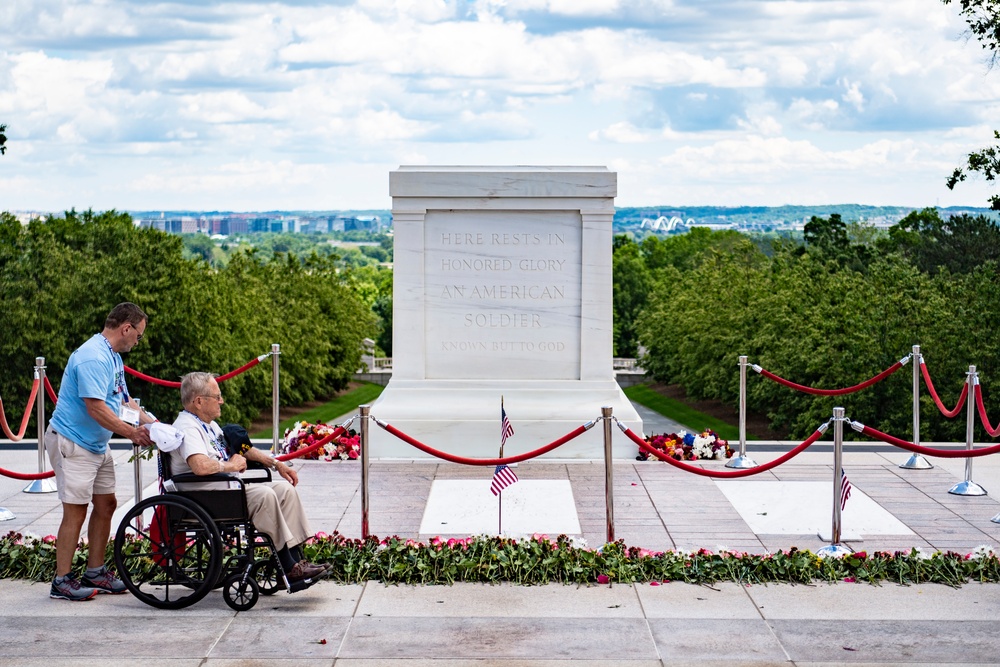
[50,574,98,601]
[81,567,128,594]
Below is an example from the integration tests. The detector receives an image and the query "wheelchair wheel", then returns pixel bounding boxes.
[223,572,260,611]
[252,556,281,596]
[114,494,224,610]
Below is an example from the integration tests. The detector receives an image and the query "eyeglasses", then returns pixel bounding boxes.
[128,324,145,342]
[200,393,223,402]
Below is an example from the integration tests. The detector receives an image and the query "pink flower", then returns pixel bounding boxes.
[597,574,610,584]
[347,449,359,460]
[649,581,660,586]
[42,535,56,544]
[314,531,329,540]
[843,577,856,583]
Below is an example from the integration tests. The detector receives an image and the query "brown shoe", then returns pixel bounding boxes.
[287,560,327,584]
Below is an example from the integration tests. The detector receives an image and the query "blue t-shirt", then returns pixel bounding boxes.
[50,334,128,454]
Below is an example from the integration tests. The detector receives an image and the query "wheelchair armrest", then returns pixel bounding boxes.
[242,461,273,483]
[170,472,241,485]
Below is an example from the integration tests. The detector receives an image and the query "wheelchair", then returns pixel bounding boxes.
[113,453,294,611]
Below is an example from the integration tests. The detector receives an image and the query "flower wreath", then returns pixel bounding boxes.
[281,421,360,461]
[637,429,733,462]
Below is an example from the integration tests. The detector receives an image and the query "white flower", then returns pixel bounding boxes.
[969,545,996,559]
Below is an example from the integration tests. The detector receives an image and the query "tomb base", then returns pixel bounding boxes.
[368,379,643,459]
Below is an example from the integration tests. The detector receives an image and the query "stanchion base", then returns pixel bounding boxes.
[816,543,853,559]
[725,455,758,469]
[0,507,15,521]
[899,453,934,470]
[23,478,58,494]
[948,480,987,496]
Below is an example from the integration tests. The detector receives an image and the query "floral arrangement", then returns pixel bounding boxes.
[281,421,360,461]
[4,530,1000,587]
[637,429,733,462]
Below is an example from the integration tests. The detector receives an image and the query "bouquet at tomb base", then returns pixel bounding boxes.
[636,430,733,462]
[281,421,360,461]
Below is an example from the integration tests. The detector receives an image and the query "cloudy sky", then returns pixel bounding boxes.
[2,0,999,212]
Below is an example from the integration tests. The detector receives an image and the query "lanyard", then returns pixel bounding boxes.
[99,334,130,402]
[184,410,229,461]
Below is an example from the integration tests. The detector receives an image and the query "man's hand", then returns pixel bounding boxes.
[129,425,154,447]
[228,454,247,473]
[276,461,299,486]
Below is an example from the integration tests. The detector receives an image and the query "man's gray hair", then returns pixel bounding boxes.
[180,372,217,406]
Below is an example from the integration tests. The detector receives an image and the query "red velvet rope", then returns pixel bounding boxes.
[0,467,55,480]
[215,357,263,382]
[274,427,346,461]
[920,362,967,418]
[757,360,904,396]
[123,367,180,388]
[0,379,40,441]
[378,421,591,466]
[975,385,1000,438]
[623,425,824,478]
[124,354,266,388]
[858,423,1000,458]
[44,377,58,404]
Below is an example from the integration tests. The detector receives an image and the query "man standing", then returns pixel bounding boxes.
[45,303,156,601]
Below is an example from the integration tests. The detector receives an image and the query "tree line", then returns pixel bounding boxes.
[615,210,1000,441]
[0,210,377,430]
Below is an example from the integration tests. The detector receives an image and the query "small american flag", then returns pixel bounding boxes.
[491,464,519,496]
[501,404,514,448]
[840,468,852,511]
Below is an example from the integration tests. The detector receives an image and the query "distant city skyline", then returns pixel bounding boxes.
[2,1,999,211]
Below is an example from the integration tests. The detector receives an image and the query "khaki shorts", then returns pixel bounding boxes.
[44,426,116,505]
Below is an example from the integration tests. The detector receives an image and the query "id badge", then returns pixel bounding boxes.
[121,406,141,426]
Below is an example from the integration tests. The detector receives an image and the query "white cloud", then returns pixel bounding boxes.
[840,79,865,112]
[1,0,998,210]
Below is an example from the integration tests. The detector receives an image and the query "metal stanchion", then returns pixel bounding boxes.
[271,343,280,455]
[132,400,143,522]
[949,366,987,496]
[817,407,852,558]
[359,405,370,540]
[727,355,757,469]
[901,345,933,470]
[602,406,615,543]
[24,357,57,494]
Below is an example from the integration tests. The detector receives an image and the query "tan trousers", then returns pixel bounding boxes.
[245,481,312,551]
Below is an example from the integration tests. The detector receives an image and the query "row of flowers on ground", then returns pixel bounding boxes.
[4,530,999,587]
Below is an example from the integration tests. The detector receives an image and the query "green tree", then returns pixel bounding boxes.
[0,123,6,155]
[635,231,997,441]
[611,238,651,357]
[879,208,1000,274]
[943,0,1000,208]
[0,211,376,429]
[182,233,217,264]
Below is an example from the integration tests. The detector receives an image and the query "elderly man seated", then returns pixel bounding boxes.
[170,371,327,589]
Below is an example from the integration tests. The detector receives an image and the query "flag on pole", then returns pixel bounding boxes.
[840,468,852,511]
[491,464,519,496]
[492,399,518,496]
[501,403,514,448]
